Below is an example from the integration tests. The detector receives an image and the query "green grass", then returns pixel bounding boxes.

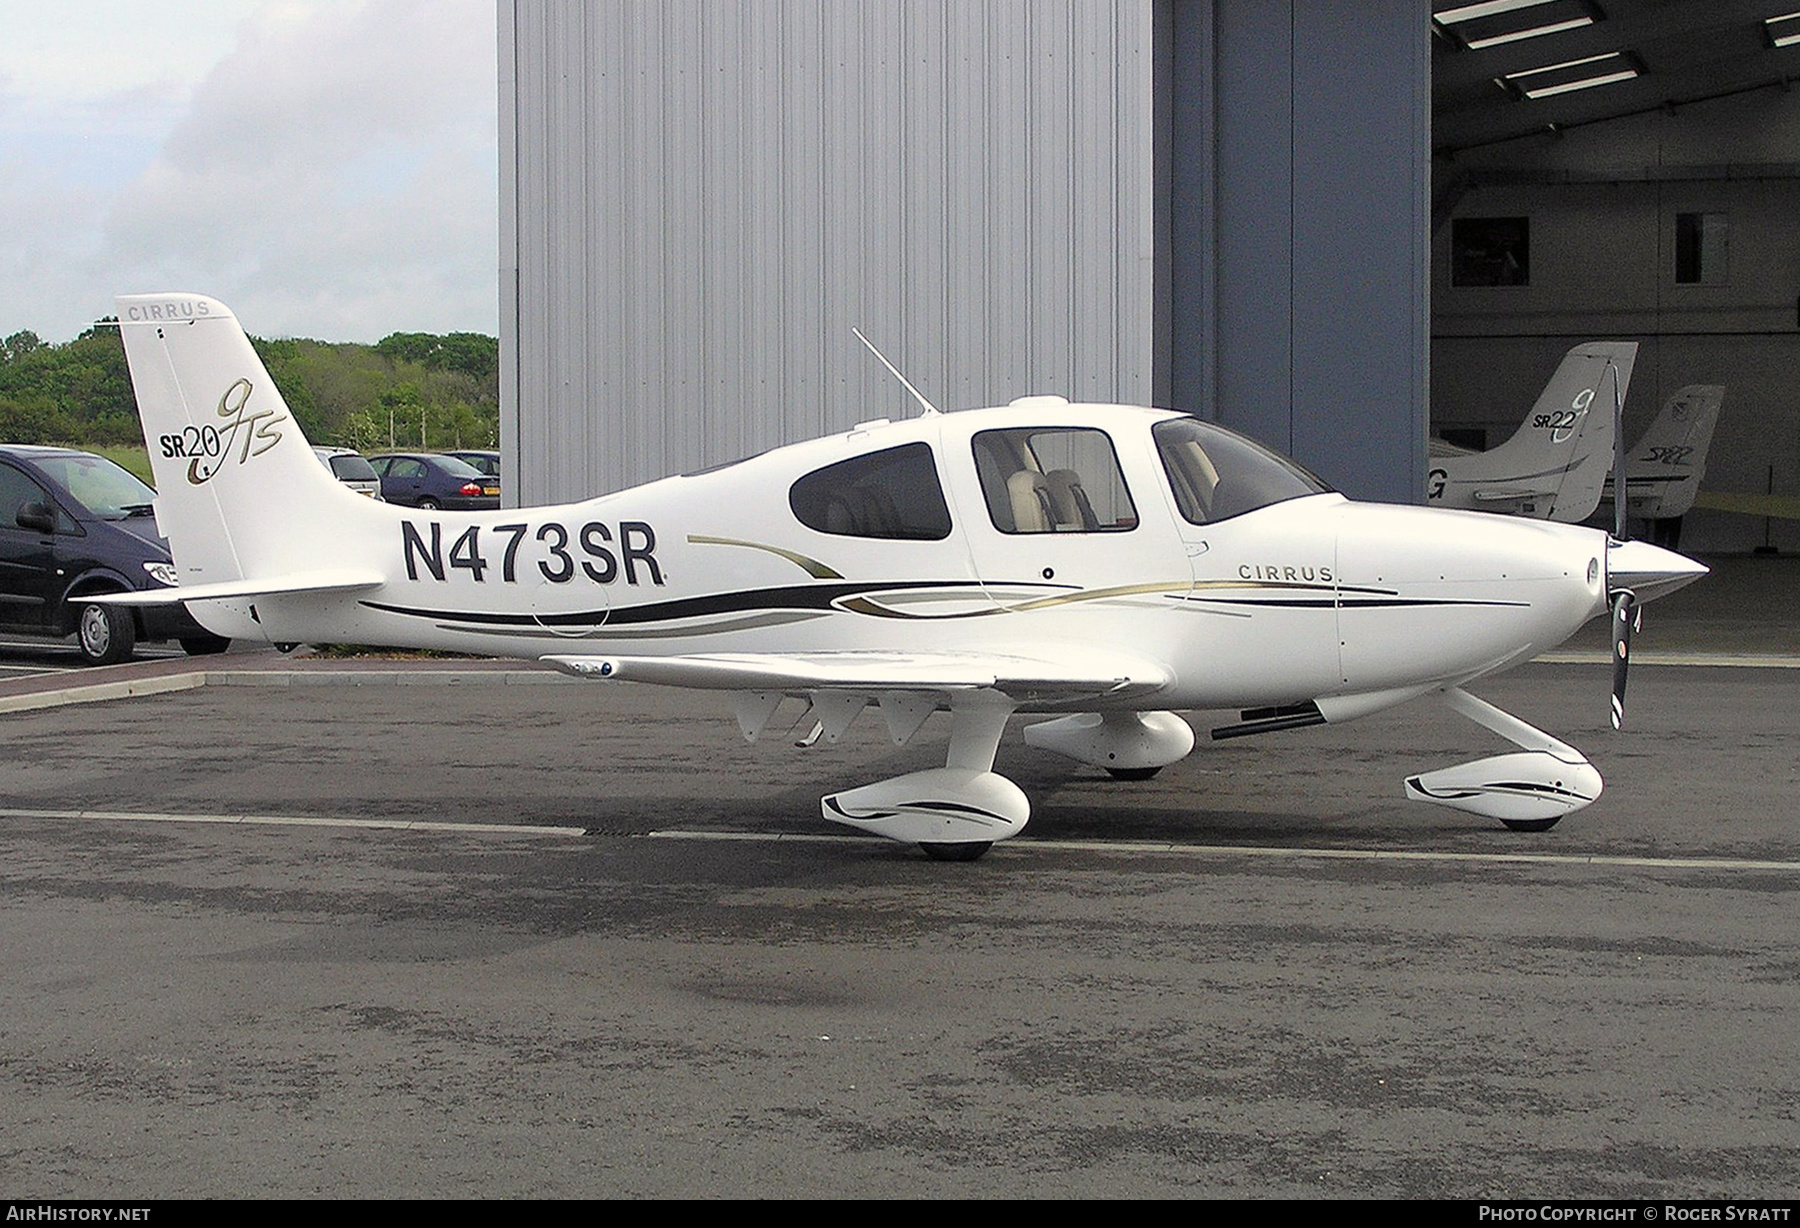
[85,443,154,485]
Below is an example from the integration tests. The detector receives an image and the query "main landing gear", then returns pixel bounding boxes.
[819,694,1027,862]
[811,705,1199,860]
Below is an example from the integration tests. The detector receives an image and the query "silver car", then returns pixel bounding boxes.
[313,447,383,499]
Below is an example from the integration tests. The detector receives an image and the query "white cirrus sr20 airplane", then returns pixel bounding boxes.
[104,294,1705,861]
[1428,340,1636,522]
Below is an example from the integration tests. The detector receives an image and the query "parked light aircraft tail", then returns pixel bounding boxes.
[107,295,1705,861]
[1600,384,1725,522]
[1428,341,1636,522]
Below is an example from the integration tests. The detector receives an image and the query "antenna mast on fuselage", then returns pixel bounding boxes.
[852,328,940,417]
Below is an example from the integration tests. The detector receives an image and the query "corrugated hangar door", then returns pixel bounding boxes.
[499,1,1427,507]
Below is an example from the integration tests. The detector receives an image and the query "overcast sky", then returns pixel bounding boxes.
[0,0,499,344]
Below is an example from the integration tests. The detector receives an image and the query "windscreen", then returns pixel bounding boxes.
[1153,417,1331,524]
[35,453,158,519]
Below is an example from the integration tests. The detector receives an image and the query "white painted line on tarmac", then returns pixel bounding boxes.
[1537,650,1800,668]
[644,829,1800,872]
[0,806,582,838]
[7,809,1800,874]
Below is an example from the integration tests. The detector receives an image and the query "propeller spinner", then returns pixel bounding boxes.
[1603,539,1706,728]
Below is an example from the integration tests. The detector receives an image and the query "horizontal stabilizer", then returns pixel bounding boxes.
[87,568,386,607]
[541,649,1170,700]
[1470,487,1554,503]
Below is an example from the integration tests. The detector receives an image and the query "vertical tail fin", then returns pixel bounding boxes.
[1437,341,1637,522]
[117,293,355,586]
[1615,385,1724,519]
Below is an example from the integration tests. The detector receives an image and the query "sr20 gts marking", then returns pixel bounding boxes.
[159,379,288,486]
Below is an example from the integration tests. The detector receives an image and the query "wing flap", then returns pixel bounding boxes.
[541,649,1171,701]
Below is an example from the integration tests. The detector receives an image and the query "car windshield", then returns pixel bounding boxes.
[1153,416,1331,524]
[34,453,159,519]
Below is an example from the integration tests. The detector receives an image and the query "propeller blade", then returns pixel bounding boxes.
[1610,590,1636,730]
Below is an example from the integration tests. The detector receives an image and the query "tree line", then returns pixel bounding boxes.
[0,322,500,455]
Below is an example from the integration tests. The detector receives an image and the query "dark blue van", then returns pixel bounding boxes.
[0,446,228,665]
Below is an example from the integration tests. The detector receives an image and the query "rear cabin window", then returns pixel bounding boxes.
[789,442,952,540]
[971,427,1137,534]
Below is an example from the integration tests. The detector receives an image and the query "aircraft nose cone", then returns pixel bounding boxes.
[1606,538,1708,604]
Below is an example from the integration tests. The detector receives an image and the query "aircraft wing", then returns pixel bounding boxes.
[541,648,1171,701]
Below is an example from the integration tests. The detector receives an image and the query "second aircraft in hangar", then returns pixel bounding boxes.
[1427,340,1635,523]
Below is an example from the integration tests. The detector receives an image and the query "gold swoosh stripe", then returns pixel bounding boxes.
[840,580,1193,620]
[688,535,844,579]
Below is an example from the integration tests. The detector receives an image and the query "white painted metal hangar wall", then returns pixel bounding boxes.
[499,0,1428,507]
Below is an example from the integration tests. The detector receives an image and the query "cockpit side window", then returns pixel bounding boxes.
[1153,417,1331,525]
[971,427,1137,534]
[789,442,952,540]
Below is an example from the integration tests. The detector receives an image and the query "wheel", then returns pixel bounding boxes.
[76,601,136,666]
[417,497,441,510]
[180,634,231,656]
[1501,817,1561,833]
[919,841,993,862]
[1106,766,1162,781]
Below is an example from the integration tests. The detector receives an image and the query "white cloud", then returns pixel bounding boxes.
[0,0,497,343]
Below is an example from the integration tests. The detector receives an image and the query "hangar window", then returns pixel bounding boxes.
[789,443,951,540]
[1153,417,1330,525]
[971,427,1136,534]
[1675,212,1728,286]
[1451,217,1529,287]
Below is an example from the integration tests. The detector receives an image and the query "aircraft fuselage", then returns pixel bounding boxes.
[179,401,1610,715]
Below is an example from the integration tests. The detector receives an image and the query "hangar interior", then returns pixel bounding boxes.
[501,0,1798,552]
[1433,0,1800,553]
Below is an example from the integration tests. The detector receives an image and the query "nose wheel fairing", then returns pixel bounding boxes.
[1404,686,1602,831]
[1405,750,1602,826]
